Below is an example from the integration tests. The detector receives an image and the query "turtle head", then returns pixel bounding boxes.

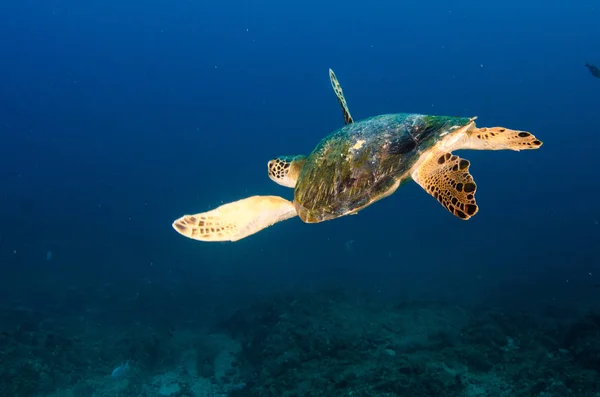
[267,155,307,188]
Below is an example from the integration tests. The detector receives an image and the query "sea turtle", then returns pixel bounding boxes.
[172,69,542,242]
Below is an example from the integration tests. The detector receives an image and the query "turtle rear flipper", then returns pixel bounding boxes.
[172,196,297,242]
[268,155,306,188]
[411,152,479,220]
[329,69,354,124]
[463,126,543,151]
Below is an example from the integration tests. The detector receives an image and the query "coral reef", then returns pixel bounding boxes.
[1,289,599,396]
[222,291,600,397]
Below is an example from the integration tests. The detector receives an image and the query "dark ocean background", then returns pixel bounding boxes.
[1,1,600,396]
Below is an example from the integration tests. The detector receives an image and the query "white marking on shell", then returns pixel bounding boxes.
[351,139,366,151]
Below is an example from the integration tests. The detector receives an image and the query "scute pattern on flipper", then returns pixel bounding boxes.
[471,127,543,151]
[173,213,237,241]
[415,152,479,220]
[172,195,298,242]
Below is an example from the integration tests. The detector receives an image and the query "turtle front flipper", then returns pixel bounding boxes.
[411,152,479,220]
[172,196,297,242]
[268,155,306,188]
[462,126,543,151]
[329,69,354,124]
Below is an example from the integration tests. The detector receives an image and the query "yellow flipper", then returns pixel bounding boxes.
[172,195,297,242]
[412,152,479,220]
[465,126,543,151]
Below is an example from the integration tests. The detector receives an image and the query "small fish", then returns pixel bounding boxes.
[111,361,130,378]
[585,63,600,79]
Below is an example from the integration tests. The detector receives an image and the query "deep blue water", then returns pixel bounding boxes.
[1,0,599,325]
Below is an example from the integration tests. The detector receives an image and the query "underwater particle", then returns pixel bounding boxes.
[344,240,355,254]
[46,251,53,261]
[585,63,600,78]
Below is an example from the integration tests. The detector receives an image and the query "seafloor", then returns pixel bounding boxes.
[1,286,600,397]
